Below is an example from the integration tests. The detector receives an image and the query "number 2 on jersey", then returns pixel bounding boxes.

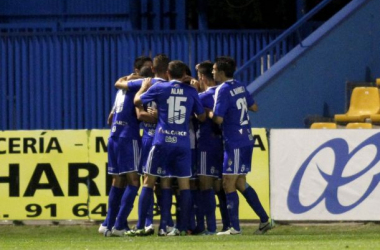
[236,97,249,125]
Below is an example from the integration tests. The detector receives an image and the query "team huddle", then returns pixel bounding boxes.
[98,54,273,237]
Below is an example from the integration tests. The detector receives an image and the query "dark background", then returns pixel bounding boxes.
[186,0,351,29]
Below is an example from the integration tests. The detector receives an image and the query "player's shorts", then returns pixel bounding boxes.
[197,149,223,178]
[107,136,141,175]
[140,137,154,175]
[222,144,253,175]
[144,144,191,178]
[190,148,198,180]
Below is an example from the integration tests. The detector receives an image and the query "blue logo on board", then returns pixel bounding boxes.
[288,132,380,214]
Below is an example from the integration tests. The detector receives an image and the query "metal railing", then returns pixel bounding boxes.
[234,0,337,84]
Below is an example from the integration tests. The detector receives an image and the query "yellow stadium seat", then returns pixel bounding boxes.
[370,114,380,123]
[346,123,373,129]
[310,122,337,129]
[370,81,380,122]
[334,87,380,123]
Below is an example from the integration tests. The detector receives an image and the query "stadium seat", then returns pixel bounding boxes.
[310,122,337,129]
[369,114,380,123]
[369,81,380,123]
[334,87,380,123]
[346,122,373,129]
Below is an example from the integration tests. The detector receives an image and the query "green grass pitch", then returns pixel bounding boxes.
[1,222,380,250]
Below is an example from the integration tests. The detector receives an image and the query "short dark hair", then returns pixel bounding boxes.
[197,61,213,80]
[153,54,169,74]
[134,56,152,71]
[215,56,236,78]
[139,66,154,77]
[168,60,187,79]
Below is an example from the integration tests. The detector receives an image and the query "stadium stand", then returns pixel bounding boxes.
[376,78,380,87]
[346,122,373,129]
[370,84,380,122]
[344,81,376,111]
[369,114,380,124]
[334,87,380,123]
[310,122,337,129]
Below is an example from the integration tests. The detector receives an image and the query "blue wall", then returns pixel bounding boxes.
[0,30,284,130]
[250,0,380,128]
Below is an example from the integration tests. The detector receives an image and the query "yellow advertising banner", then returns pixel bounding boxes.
[86,129,113,221]
[0,129,269,221]
[0,130,89,220]
[239,128,270,220]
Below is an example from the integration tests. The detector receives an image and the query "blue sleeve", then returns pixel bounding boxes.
[128,80,142,92]
[245,89,255,107]
[193,90,205,115]
[199,91,214,110]
[213,86,228,118]
[140,84,158,105]
[199,93,208,108]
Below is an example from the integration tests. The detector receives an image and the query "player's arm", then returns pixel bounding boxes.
[114,76,130,90]
[212,115,223,125]
[147,107,157,118]
[115,73,143,90]
[135,106,157,123]
[204,108,214,119]
[134,78,152,106]
[107,108,114,126]
[195,112,206,122]
[193,91,206,122]
[212,87,225,125]
[248,103,258,112]
[127,73,143,81]
[107,93,118,126]
[246,89,257,112]
[190,79,201,92]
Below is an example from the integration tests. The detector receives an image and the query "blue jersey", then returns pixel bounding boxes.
[109,79,142,139]
[140,80,205,148]
[197,86,223,150]
[141,77,167,140]
[213,79,255,148]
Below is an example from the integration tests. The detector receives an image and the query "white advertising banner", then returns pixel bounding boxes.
[270,129,380,221]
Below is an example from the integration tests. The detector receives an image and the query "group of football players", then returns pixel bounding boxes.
[98,54,273,237]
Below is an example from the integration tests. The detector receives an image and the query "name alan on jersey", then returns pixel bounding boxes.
[171,88,183,95]
[230,86,245,96]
